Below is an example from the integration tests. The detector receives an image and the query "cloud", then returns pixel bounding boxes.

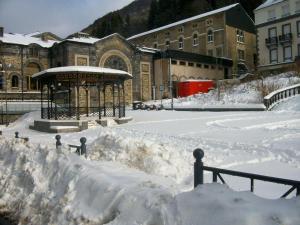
[0,0,133,38]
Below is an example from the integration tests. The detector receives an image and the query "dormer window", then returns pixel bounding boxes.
[282,4,290,17]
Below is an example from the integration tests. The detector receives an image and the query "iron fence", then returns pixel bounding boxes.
[193,149,300,198]
[264,84,300,110]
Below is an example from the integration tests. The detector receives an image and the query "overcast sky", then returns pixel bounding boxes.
[0,0,133,38]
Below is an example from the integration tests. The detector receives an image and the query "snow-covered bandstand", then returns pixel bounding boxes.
[30,66,132,132]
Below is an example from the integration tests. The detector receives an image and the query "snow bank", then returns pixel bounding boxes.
[1,137,300,225]
[88,130,190,183]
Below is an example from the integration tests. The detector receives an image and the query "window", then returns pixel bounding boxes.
[165,39,170,48]
[165,32,170,37]
[237,29,245,43]
[179,61,186,66]
[188,62,194,67]
[283,46,292,61]
[178,37,184,50]
[211,65,215,69]
[207,30,213,43]
[282,24,291,35]
[192,23,198,29]
[206,19,213,26]
[171,60,177,65]
[178,26,184,33]
[196,63,202,68]
[298,44,300,56]
[153,42,158,48]
[11,75,19,88]
[281,4,290,17]
[297,21,300,36]
[193,33,198,46]
[270,48,278,63]
[238,49,245,60]
[216,47,223,57]
[207,49,213,56]
[28,47,39,58]
[268,9,276,21]
[268,27,277,38]
[204,64,209,69]
[296,1,300,13]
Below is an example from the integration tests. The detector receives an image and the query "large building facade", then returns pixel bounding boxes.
[1,3,257,102]
[255,0,300,73]
[128,3,257,76]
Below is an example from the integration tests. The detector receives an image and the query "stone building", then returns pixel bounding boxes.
[0,30,154,102]
[255,0,300,73]
[127,3,257,76]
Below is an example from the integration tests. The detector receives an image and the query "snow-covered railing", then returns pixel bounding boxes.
[193,149,300,198]
[55,135,87,157]
[264,83,300,110]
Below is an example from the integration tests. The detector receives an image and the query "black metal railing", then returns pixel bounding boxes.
[193,149,300,198]
[55,135,87,158]
[264,84,300,110]
[265,37,278,47]
[279,33,293,44]
[41,106,125,120]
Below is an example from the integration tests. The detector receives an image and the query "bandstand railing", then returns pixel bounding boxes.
[264,83,300,110]
[41,106,125,120]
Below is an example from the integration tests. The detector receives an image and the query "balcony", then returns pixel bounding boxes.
[279,33,293,44]
[265,37,278,47]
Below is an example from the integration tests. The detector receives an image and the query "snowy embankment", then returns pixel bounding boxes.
[0,137,300,225]
[151,72,300,107]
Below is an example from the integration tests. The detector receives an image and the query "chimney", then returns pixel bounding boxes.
[0,27,3,37]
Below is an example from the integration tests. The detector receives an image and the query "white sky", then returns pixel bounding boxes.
[0,0,134,38]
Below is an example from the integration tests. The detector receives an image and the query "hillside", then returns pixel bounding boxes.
[81,0,263,39]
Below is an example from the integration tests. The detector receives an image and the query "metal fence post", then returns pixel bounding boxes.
[193,148,204,188]
[0,130,2,136]
[80,137,87,158]
[55,135,62,150]
[15,131,19,138]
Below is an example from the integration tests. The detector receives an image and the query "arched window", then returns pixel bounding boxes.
[178,37,184,50]
[12,75,19,88]
[193,33,198,46]
[104,55,128,72]
[207,30,213,43]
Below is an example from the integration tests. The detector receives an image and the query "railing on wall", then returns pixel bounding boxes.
[264,83,300,110]
[193,149,300,198]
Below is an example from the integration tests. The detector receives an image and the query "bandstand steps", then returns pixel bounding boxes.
[87,120,99,128]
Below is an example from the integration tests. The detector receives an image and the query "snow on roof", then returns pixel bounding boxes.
[0,33,58,48]
[32,66,132,79]
[137,47,159,54]
[255,0,285,11]
[127,3,239,40]
[65,36,100,44]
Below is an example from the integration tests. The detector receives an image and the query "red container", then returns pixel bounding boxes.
[177,80,214,97]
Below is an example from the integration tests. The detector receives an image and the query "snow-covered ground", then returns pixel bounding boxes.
[149,72,300,108]
[0,80,300,224]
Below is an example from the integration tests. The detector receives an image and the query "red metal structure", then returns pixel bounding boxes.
[177,80,214,97]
